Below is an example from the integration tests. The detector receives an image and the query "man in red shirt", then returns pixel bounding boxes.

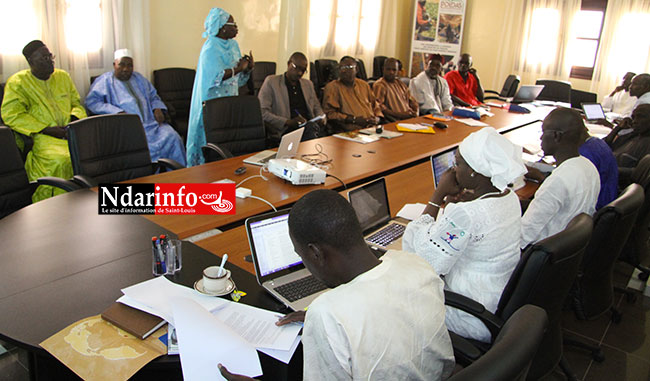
[444,53,484,106]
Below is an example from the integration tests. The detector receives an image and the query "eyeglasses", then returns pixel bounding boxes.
[340,64,357,71]
[541,129,564,138]
[290,62,307,72]
[224,22,237,27]
[33,53,55,62]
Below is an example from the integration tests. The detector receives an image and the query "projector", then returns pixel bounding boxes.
[268,158,326,185]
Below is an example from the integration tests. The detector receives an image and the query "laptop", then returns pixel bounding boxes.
[348,178,406,251]
[245,209,329,311]
[581,102,606,122]
[510,85,545,104]
[243,127,304,166]
[430,147,457,187]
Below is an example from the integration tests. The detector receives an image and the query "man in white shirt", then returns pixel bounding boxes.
[602,72,637,116]
[409,54,453,115]
[629,73,650,113]
[219,189,455,381]
[521,108,600,249]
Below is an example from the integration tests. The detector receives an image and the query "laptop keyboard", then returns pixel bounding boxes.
[367,223,406,247]
[275,275,327,302]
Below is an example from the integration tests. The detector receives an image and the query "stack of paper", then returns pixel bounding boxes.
[455,118,490,127]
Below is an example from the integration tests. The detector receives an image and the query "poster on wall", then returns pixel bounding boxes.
[409,0,467,77]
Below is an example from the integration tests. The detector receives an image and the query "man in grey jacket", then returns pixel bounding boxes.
[258,52,325,146]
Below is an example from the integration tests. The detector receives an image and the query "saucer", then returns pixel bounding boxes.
[194,278,235,296]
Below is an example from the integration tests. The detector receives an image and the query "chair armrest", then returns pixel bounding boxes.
[444,290,505,340]
[483,96,506,101]
[155,158,185,172]
[72,175,97,188]
[449,331,482,366]
[35,177,83,192]
[202,143,233,162]
[163,101,177,118]
[484,90,500,95]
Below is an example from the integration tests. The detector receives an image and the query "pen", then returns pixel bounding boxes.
[152,236,162,275]
[156,238,166,274]
[160,234,170,273]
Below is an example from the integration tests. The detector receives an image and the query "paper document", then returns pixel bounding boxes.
[396,123,429,131]
[211,301,302,350]
[456,118,489,127]
[172,298,262,381]
[585,123,612,139]
[120,276,227,324]
[396,203,427,220]
[258,335,302,364]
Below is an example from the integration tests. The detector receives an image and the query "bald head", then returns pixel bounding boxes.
[540,108,585,159]
[544,108,585,141]
[630,73,650,98]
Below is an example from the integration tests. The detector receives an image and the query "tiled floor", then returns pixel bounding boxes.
[1,264,648,381]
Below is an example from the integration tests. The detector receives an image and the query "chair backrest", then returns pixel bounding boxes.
[356,58,368,81]
[251,62,277,96]
[202,95,266,159]
[0,126,32,218]
[309,61,317,88]
[576,184,644,318]
[67,114,153,183]
[500,75,520,98]
[496,213,592,379]
[448,305,548,381]
[570,89,597,109]
[621,155,650,266]
[0,82,5,125]
[314,59,338,89]
[535,79,572,103]
[372,56,388,79]
[152,68,196,119]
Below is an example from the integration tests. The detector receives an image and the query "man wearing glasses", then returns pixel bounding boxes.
[322,56,382,132]
[1,40,86,202]
[258,52,325,146]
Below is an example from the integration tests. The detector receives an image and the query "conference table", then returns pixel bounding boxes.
[0,105,549,380]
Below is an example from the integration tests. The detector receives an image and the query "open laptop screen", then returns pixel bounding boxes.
[248,212,302,277]
[430,148,457,187]
[582,103,606,121]
[348,178,391,234]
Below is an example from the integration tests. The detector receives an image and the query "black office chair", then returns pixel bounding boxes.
[445,213,593,381]
[67,114,183,186]
[250,62,277,96]
[535,79,572,103]
[0,82,5,125]
[356,58,368,81]
[0,126,80,218]
[449,305,548,381]
[201,95,266,162]
[484,75,520,101]
[372,56,388,80]
[152,68,196,142]
[314,59,338,99]
[570,89,597,109]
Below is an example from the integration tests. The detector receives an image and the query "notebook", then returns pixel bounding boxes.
[510,85,545,104]
[581,103,606,122]
[430,147,457,187]
[245,209,329,311]
[348,177,406,251]
[101,302,166,340]
[243,127,304,166]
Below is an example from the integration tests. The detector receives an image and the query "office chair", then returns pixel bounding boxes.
[445,213,593,381]
[484,75,520,101]
[152,67,196,142]
[0,82,5,125]
[372,56,388,80]
[67,114,183,186]
[201,95,266,162]
[314,59,338,98]
[0,126,80,218]
[619,155,650,282]
[570,89,597,109]
[309,61,317,89]
[250,61,277,96]
[449,305,548,381]
[535,79,572,104]
[356,58,368,81]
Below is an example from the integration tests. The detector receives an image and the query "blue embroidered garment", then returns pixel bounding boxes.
[85,71,186,165]
[185,7,251,166]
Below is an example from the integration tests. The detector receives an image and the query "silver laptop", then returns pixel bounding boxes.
[243,127,304,166]
[245,209,329,311]
[581,102,606,122]
[430,147,457,187]
[510,85,545,104]
[348,178,406,251]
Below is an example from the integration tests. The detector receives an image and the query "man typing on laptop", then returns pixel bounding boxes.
[225,189,454,380]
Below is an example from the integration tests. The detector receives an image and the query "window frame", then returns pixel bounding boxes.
[569,0,608,80]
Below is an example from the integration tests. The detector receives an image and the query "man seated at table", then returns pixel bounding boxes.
[604,104,650,184]
[521,108,599,249]
[219,189,455,381]
[628,73,650,113]
[409,54,453,115]
[258,52,325,146]
[85,49,186,165]
[602,72,637,117]
[1,40,87,202]
[444,53,484,107]
[322,56,382,132]
[372,57,418,121]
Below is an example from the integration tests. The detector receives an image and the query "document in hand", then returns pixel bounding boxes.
[171,298,263,381]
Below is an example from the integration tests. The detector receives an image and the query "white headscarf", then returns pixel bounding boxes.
[458,127,526,191]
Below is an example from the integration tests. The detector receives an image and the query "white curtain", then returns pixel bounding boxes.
[0,0,149,100]
[589,0,650,99]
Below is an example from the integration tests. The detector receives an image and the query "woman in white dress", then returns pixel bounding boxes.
[402,127,527,342]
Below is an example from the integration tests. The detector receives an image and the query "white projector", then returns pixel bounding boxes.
[268,158,326,185]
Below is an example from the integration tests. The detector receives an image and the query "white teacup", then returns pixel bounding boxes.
[202,266,231,293]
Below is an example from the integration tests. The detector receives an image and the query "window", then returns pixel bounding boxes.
[569,0,607,80]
